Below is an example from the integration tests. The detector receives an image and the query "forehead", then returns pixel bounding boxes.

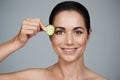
[53,10,86,29]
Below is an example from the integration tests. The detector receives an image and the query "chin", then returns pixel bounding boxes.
[58,55,83,64]
[58,52,81,63]
[62,56,78,63]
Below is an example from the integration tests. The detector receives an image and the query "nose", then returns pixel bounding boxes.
[64,32,74,46]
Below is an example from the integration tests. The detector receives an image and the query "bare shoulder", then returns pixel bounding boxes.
[92,72,107,80]
[16,68,51,80]
[85,68,107,80]
[86,74,107,80]
[0,68,51,80]
[91,76,107,80]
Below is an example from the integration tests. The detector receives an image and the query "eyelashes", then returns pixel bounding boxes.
[74,30,83,35]
[54,30,83,35]
[55,30,64,35]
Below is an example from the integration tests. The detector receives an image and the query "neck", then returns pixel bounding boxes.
[55,56,86,80]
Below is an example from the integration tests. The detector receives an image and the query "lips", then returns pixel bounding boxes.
[61,48,77,55]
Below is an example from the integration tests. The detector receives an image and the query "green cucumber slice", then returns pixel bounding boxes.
[46,24,55,36]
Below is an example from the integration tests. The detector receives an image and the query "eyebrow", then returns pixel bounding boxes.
[55,27,65,30]
[73,27,85,31]
[55,26,84,31]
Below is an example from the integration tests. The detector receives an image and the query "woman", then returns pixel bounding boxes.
[0,1,107,80]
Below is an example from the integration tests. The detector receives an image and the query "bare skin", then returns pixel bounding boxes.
[0,18,46,62]
[0,11,107,80]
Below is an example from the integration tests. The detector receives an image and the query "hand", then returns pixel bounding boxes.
[15,18,46,46]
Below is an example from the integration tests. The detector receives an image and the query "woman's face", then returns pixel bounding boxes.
[51,10,91,62]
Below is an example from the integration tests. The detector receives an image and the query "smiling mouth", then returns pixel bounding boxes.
[61,48,78,55]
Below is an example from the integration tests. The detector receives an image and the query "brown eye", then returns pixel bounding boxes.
[74,30,83,35]
[55,30,64,35]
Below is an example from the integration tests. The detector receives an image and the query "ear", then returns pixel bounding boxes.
[87,28,92,40]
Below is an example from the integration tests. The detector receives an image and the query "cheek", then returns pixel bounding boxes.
[51,35,64,46]
[74,35,88,46]
[51,34,88,46]
[51,36,64,56]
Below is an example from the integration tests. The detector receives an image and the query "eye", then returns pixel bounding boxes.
[74,30,83,35]
[55,30,64,35]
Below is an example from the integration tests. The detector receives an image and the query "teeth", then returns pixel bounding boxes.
[64,48,75,51]
[62,48,76,54]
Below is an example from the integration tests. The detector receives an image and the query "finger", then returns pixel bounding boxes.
[23,21,40,32]
[21,28,36,38]
[39,19,46,31]
[26,18,46,31]
[22,25,38,35]
[23,22,40,32]
[23,20,39,27]
[19,29,33,42]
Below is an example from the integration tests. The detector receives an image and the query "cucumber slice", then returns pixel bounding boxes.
[46,24,55,36]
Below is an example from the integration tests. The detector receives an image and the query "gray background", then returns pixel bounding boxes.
[0,0,120,80]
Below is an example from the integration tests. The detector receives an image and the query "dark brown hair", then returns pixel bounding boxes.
[49,1,91,34]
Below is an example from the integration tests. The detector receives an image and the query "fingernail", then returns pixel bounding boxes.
[43,27,47,31]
